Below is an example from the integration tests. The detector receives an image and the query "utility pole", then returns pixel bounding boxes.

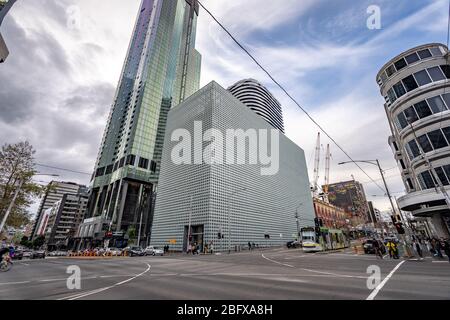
[0,179,24,235]
[295,203,303,241]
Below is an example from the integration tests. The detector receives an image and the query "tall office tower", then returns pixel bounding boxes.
[327,180,370,226]
[150,82,315,252]
[228,79,285,133]
[31,181,86,239]
[79,0,201,249]
[377,43,450,237]
[0,0,16,63]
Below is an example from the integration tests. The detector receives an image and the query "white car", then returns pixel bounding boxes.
[144,246,164,256]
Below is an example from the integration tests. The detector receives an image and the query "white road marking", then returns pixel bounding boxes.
[432,261,449,263]
[58,263,151,300]
[261,254,294,268]
[0,281,31,286]
[366,260,406,301]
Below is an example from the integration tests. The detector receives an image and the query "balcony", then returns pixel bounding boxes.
[397,187,450,217]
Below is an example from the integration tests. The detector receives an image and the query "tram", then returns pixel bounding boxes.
[301,227,348,252]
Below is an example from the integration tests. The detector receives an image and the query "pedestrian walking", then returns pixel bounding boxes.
[434,238,444,259]
[248,242,252,251]
[387,241,394,259]
[414,241,423,258]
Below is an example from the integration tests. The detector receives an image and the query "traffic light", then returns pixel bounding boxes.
[314,218,320,227]
[394,222,405,235]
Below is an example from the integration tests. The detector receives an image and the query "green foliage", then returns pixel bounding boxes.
[0,141,45,229]
[32,235,45,249]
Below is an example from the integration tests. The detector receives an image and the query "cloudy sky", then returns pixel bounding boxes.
[0,0,449,217]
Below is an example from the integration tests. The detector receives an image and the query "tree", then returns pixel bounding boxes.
[32,235,45,249]
[0,141,45,230]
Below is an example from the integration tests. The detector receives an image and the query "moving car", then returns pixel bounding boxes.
[363,240,386,255]
[22,250,33,259]
[31,250,46,259]
[144,246,164,256]
[286,241,301,249]
[127,246,145,257]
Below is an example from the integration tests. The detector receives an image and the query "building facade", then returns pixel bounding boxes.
[31,181,86,239]
[327,180,370,226]
[228,79,285,133]
[79,0,201,248]
[313,198,347,230]
[44,191,88,250]
[150,81,315,252]
[377,43,450,237]
[0,0,15,63]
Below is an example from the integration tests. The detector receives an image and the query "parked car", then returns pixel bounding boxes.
[12,248,23,260]
[106,248,122,256]
[144,246,164,256]
[22,250,33,259]
[31,250,46,259]
[286,241,301,249]
[127,246,145,257]
[363,240,386,255]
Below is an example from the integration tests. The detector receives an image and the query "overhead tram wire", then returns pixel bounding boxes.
[35,163,91,176]
[197,0,387,194]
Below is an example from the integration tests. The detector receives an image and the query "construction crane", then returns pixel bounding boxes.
[322,144,331,203]
[311,133,321,197]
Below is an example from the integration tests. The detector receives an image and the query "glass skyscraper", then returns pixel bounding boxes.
[78,0,201,249]
[0,0,16,63]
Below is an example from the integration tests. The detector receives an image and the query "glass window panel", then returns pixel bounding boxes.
[397,112,408,129]
[430,47,443,57]
[435,167,449,186]
[394,58,407,71]
[427,96,447,113]
[387,88,397,104]
[408,140,421,158]
[413,70,432,86]
[393,82,406,98]
[418,49,432,59]
[440,65,450,79]
[380,72,388,83]
[442,127,450,143]
[418,134,433,153]
[405,52,420,64]
[444,165,450,182]
[428,66,445,81]
[443,93,450,109]
[414,101,432,119]
[404,106,419,123]
[386,65,396,77]
[402,75,419,92]
[427,129,448,149]
[421,171,436,189]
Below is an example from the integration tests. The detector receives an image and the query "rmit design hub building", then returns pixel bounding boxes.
[378,43,450,237]
[150,82,315,252]
[77,0,201,249]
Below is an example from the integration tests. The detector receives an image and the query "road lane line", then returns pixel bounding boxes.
[0,281,31,286]
[261,254,294,268]
[366,260,405,301]
[58,263,151,300]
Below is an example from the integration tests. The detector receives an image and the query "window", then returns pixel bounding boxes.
[417,134,433,153]
[430,47,443,57]
[414,101,432,119]
[402,75,419,92]
[418,49,432,59]
[440,65,450,79]
[386,65,396,77]
[407,140,421,159]
[405,52,420,64]
[126,154,136,166]
[427,96,447,113]
[444,165,450,182]
[397,112,408,129]
[441,127,450,143]
[113,161,118,172]
[150,160,157,173]
[413,70,432,86]
[105,165,113,175]
[427,66,445,81]
[399,159,406,170]
[406,178,414,190]
[427,129,448,149]
[442,93,450,109]
[394,58,407,71]
[404,106,418,123]
[138,157,149,169]
[435,167,449,186]
[387,88,397,104]
[118,157,125,168]
[95,167,105,177]
[393,82,406,98]
[420,171,436,189]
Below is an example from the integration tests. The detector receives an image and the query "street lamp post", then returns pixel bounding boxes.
[0,173,59,234]
[295,203,303,241]
[227,187,247,253]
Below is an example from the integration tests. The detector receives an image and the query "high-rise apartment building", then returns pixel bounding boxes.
[79,0,201,248]
[228,79,285,133]
[0,0,16,63]
[150,82,315,252]
[378,43,450,237]
[31,181,86,239]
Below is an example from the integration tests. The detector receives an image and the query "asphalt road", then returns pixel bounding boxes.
[0,248,449,300]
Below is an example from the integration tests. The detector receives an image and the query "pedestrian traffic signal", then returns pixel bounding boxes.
[394,222,405,235]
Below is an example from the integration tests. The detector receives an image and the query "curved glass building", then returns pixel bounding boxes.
[228,79,285,133]
[378,43,450,237]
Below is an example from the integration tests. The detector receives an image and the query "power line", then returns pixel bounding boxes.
[197,0,387,194]
[35,163,91,176]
